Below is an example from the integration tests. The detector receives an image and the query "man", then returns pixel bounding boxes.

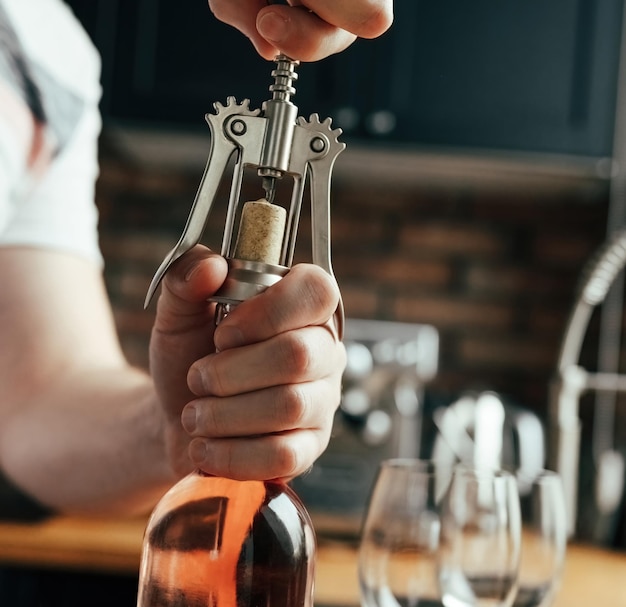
[0,0,393,518]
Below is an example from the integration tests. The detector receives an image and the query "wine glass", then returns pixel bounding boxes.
[513,470,567,607]
[438,466,521,607]
[359,458,452,607]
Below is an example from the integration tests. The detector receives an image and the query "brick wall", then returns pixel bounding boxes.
[96,135,614,426]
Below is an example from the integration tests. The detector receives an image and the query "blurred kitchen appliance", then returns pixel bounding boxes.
[549,227,626,541]
[292,318,438,536]
[431,391,546,497]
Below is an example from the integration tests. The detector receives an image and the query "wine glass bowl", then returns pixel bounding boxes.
[359,459,451,607]
[438,466,521,607]
[513,470,567,607]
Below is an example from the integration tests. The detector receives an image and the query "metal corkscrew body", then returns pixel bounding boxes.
[144,55,345,338]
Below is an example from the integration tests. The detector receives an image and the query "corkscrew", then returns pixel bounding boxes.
[144,55,346,338]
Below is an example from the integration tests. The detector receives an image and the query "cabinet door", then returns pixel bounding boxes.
[107,0,272,126]
[323,0,623,157]
[310,27,399,140]
[413,0,622,156]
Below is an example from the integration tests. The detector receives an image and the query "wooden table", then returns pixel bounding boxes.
[0,515,624,606]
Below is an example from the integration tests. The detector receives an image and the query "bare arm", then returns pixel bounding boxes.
[0,248,175,515]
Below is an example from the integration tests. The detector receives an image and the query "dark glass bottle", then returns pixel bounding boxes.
[136,472,315,607]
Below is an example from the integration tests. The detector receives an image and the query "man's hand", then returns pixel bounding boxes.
[150,245,346,481]
[208,0,393,61]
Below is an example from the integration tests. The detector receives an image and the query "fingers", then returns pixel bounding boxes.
[296,0,393,39]
[182,378,342,479]
[182,325,346,479]
[189,323,345,397]
[212,263,341,352]
[180,263,347,479]
[154,255,346,480]
[149,245,227,437]
[183,381,330,437]
[152,245,227,334]
[208,0,393,61]
[256,6,357,61]
[189,429,331,481]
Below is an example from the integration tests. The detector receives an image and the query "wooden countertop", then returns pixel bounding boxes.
[0,515,624,606]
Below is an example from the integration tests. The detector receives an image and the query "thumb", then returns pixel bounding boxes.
[153,245,228,332]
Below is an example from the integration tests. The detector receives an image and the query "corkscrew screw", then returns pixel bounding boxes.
[144,55,345,337]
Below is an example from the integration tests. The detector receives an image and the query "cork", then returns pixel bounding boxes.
[234,198,287,265]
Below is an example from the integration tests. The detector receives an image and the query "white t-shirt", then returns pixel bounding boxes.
[0,0,103,265]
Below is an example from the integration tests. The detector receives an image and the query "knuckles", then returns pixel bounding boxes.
[267,438,301,479]
[278,331,315,377]
[288,264,340,316]
[276,383,310,429]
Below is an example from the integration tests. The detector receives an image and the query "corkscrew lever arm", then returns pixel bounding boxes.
[144,99,259,308]
[293,116,346,339]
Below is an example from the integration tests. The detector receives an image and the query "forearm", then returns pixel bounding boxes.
[0,249,180,516]
[0,365,177,516]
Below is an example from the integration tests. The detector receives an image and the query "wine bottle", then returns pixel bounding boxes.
[136,473,315,607]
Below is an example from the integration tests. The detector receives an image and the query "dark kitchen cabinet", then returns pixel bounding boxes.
[65,0,624,158]
[64,0,280,124]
